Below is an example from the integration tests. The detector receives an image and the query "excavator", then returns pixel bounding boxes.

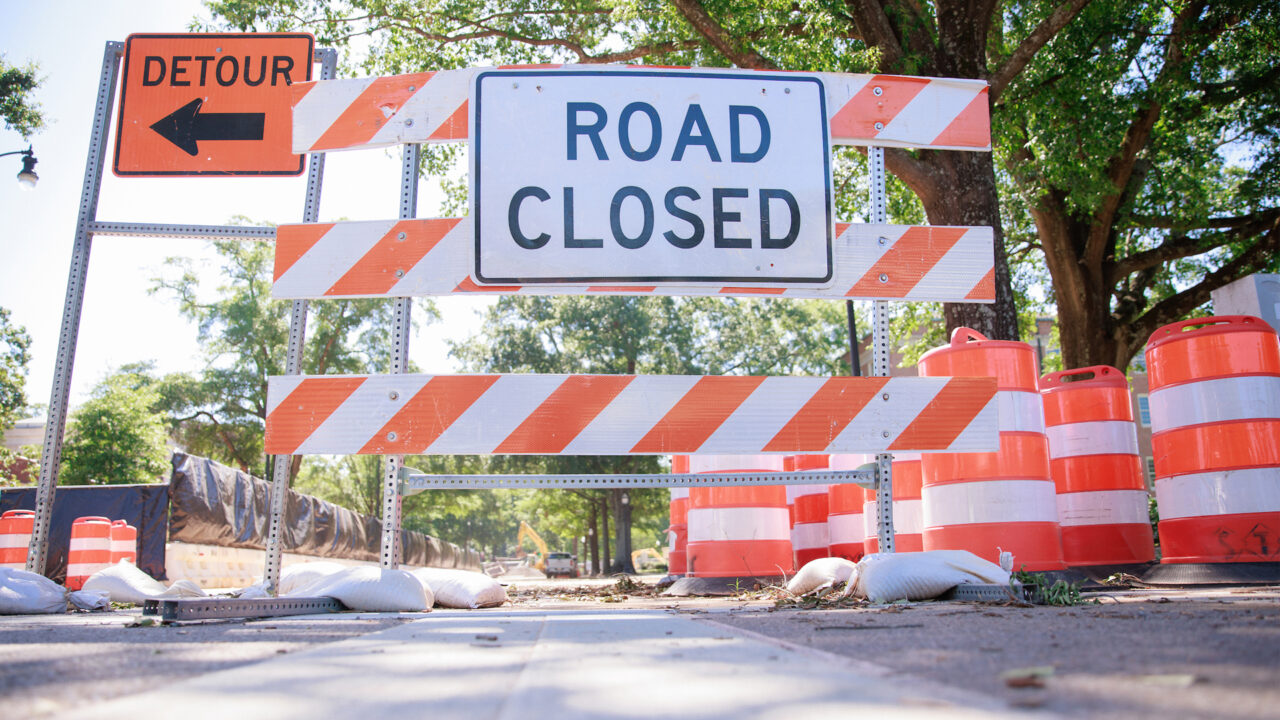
[516,521,578,577]
[516,521,549,571]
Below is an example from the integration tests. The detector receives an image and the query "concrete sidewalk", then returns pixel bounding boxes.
[58,608,1027,720]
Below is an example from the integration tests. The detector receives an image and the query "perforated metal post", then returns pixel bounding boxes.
[27,42,123,575]
[381,142,420,570]
[869,146,895,554]
[263,48,337,593]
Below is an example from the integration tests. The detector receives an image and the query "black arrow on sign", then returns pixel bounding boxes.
[150,98,265,156]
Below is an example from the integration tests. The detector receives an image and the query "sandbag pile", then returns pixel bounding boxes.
[0,567,111,614]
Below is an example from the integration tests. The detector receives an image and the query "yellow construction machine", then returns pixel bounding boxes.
[516,521,549,571]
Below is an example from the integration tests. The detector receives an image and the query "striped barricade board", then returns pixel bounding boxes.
[273,219,995,302]
[291,66,990,153]
[265,374,999,457]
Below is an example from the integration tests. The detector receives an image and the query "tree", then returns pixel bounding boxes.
[205,1,1105,343]
[999,0,1280,369]
[0,57,45,138]
[152,236,430,478]
[0,307,31,432]
[60,369,171,486]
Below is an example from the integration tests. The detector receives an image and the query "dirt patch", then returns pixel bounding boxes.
[707,590,1280,719]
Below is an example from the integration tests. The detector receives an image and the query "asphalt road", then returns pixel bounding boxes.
[1,579,1277,718]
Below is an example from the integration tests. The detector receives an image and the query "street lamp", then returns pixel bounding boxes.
[0,146,39,189]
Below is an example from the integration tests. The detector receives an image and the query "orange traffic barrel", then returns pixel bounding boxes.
[786,455,831,568]
[666,486,689,576]
[110,520,138,565]
[67,516,113,589]
[863,452,924,554]
[1145,316,1280,564]
[684,454,792,579]
[1,509,35,570]
[918,328,1066,570]
[827,454,869,561]
[1040,365,1155,566]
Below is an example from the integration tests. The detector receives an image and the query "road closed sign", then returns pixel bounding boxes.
[472,69,833,286]
[113,33,313,176]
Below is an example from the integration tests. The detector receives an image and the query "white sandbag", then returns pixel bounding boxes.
[0,568,67,614]
[82,561,209,604]
[786,557,858,596]
[69,589,112,611]
[278,561,348,595]
[854,550,1012,603]
[412,567,507,609]
[284,565,430,612]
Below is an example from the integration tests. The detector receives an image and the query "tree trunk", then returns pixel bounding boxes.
[587,502,600,576]
[1032,193,1125,369]
[611,489,636,574]
[896,150,1020,341]
[599,496,610,576]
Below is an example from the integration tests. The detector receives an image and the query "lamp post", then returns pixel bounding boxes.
[0,146,38,189]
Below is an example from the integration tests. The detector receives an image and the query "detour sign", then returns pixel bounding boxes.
[113,33,314,176]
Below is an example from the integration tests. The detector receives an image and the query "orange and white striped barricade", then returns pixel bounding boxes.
[1,509,35,570]
[863,452,924,554]
[1040,366,1154,567]
[681,455,792,590]
[264,374,999,457]
[827,454,870,562]
[918,328,1066,571]
[292,68,990,155]
[1145,316,1280,566]
[786,455,831,568]
[67,516,113,589]
[272,219,995,304]
[110,519,138,565]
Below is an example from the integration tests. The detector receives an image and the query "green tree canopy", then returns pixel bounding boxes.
[1000,0,1280,369]
[0,307,32,432]
[152,236,433,478]
[0,57,45,139]
[60,367,171,486]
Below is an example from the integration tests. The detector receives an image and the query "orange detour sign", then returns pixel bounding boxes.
[113,33,314,176]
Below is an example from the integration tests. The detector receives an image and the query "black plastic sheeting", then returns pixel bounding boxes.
[0,484,170,583]
[169,453,480,570]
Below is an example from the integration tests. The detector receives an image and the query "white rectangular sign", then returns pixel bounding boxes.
[471,69,833,286]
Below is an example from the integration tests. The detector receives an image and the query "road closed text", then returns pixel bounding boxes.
[473,70,833,285]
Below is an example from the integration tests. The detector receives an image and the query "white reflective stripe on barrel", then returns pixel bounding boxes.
[786,484,828,502]
[999,390,1046,434]
[111,540,134,553]
[827,513,865,543]
[862,499,924,536]
[670,488,689,500]
[67,562,108,575]
[689,455,786,473]
[922,480,1059,526]
[0,535,27,549]
[1045,420,1140,459]
[687,507,790,542]
[1154,468,1280,519]
[1055,490,1150,526]
[892,451,922,463]
[791,522,829,550]
[1149,375,1280,434]
[69,537,110,551]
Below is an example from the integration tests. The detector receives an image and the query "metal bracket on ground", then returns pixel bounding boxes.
[940,582,1028,603]
[398,468,877,493]
[141,596,346,622]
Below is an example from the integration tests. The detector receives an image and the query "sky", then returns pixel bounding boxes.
[0,0,489,419]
